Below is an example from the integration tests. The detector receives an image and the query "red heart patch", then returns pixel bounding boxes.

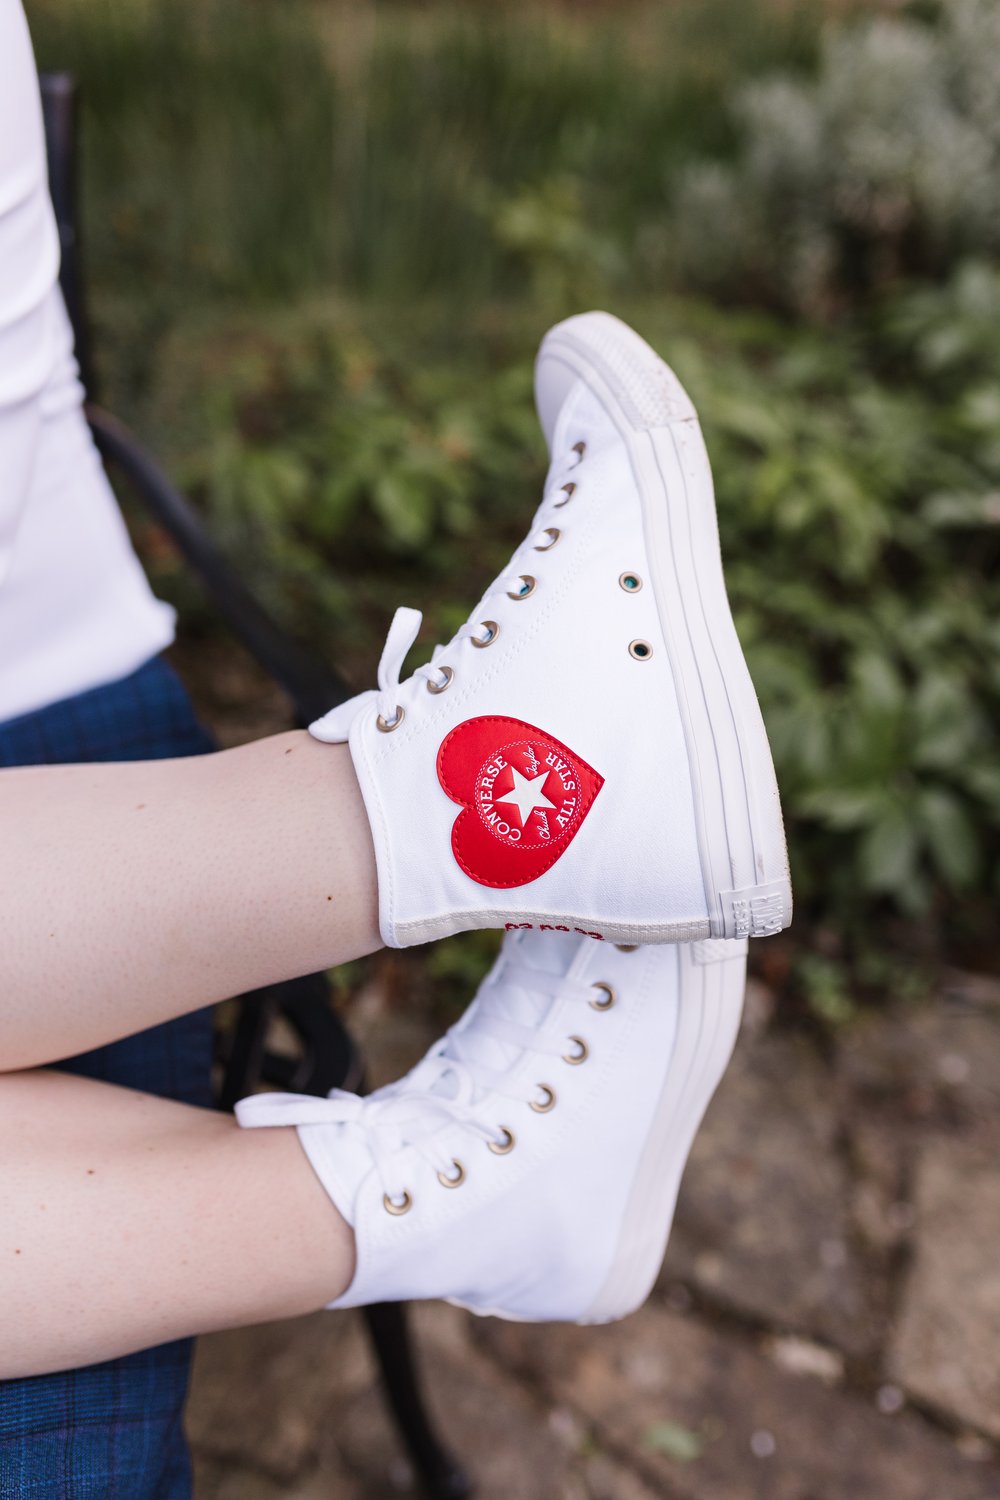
[437,716,604,889]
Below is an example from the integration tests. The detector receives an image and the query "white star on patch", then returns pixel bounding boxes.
[494,766,556,827]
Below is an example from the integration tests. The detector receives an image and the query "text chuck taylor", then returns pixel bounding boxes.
[312,311,792,947]
[235,930,748,1322]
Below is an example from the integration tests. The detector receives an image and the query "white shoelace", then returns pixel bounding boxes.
[268,440,594,1202]
[311,444,585,741]
[236,962,605,1209]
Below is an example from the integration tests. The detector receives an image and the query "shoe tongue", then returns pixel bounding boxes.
[433,930,580,1098]
[510,928,578,976]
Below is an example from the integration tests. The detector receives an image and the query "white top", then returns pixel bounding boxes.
[0,0,175,724]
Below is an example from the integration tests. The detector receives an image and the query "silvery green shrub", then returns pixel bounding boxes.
[675,1,1000,314]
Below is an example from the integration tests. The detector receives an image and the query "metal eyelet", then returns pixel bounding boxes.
[472,621,500,648]
[571,440,587,463]
[589,982,616,1011]
[529,1084,557,1113]
[376,706,405,732]
[619,572,643,593]
[488,1127,516,1155]
[554,482,576,508]
[426,666,454,695]
[437,1159,466,1189]
[507,575,536,601]
[534,528,560,551]
[383,1190,412,1216]
[563,1036,589,1065]
[628,640,653,661]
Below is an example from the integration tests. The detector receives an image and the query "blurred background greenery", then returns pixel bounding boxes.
[30,0,1000,1019]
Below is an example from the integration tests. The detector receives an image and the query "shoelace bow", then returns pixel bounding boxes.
[237,963,601,1207]
[317,444,585,737]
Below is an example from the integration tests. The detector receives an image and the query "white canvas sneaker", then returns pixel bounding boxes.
[236,929,747,1323]
[312,311,791,947]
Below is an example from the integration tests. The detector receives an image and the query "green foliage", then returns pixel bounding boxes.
[642,1421,705,1463]
[794,954,857,1027]
[681,270,1000,930]
[674,0,1000,314]
[30,0,1000,986]
[126,267,999,964]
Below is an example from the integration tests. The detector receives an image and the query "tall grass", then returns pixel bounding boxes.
[30,0,821,310]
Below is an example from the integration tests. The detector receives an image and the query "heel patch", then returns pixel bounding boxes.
[722,881,788,938]
[692,937,749,964]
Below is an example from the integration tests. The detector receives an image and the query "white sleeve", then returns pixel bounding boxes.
[0,0,61,590]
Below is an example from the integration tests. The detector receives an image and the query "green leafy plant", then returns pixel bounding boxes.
[120,266,999,976]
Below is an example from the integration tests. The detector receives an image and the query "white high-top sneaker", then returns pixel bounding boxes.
[236,930,747,1323]
[312,311,791,948]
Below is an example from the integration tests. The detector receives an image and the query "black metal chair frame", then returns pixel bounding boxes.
[40,72,471,1500]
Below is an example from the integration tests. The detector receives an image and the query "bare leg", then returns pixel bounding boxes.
[0,731,380,1069]
[0,1069,353,1377]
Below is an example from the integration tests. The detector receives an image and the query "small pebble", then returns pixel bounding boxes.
[694,1251,723,1286]
[388,1458,414,1491]
[876,1384,905,1415]
[767,1335,843,1384]
[664,1282,693,1314]
[750,1429,776,1458]
[819,1237,847,1270]
[938,1052,971,1084]
[548,1406,582,1446]
[887,1200,917,1233]
[956,1432,996,1463]
[622,1349,669,1389]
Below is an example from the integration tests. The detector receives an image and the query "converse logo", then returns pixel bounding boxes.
[437,716,604,889]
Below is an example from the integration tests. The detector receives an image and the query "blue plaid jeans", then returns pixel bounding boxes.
[0,657,215,1500]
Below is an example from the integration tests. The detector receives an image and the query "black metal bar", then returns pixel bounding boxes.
[39,74,94,396]
[216,993,274,1115]
[216,974,362,1110]
[87,404,350,726]
[363,1304,474,1500]
[270,972,364,1095]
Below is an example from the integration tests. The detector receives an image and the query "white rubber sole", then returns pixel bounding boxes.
[537,311,792,939]
[581,938,746,1324]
